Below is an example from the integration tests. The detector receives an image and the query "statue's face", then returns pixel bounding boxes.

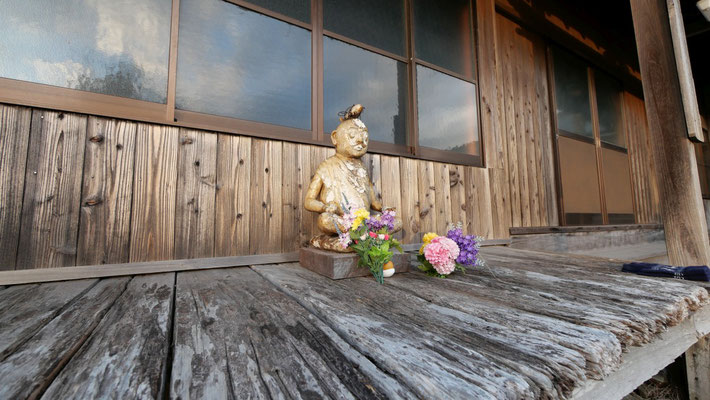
[332,119,369,158]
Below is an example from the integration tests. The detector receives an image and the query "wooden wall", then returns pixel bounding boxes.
[0,10,663,270]
[0,104,499,270]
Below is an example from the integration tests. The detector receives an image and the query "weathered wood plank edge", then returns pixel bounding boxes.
[572,305,710,400]
[1,240,511,286]
[0,253,298,285]
[509,224,663,235]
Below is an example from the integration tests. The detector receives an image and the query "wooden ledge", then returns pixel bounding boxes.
[510,224,664,236]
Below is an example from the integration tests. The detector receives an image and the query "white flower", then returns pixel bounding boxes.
[360,234,367,240]
[378,234,385,240]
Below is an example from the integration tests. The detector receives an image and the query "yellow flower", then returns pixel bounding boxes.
[351,208,370,230]
[419,232,439,254]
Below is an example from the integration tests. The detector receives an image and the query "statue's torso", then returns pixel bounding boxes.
[316,156,371,213]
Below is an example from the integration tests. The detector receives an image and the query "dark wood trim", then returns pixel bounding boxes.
[413,59,477,84]
[174,109,316,144]
[367,141,411,157]
[600,141,629,153]
[322,30,408,63]
[166,0,180,123]
[546,46,567,226]
[0,77,168,124]
[417,147,482,167]
[221,0,312,30]
[405,0,420,157]
[312,0,323,141]
[589,68,610,225]
[557,130,596,144]
[620,88,639,223]
[509,223,664,235]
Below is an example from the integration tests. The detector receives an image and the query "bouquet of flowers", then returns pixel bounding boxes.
[417,223,484,278]
[335,200,402,284]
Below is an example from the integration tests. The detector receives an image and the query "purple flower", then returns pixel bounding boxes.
[446,227,482,267]
[365,209,396,232]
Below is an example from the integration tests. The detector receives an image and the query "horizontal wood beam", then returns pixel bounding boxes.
[510,224,664,235]
[0,239,512,286]
[572,305,710,399]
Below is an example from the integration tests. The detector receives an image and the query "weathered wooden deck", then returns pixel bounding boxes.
[0,247,708,399]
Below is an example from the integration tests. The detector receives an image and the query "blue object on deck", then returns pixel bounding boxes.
[622,262,710,282]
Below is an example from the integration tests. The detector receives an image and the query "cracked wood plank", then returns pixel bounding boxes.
[43,273,174,399]
[0,279,96,361]
[0,277,130,399]
[171,267,412,399]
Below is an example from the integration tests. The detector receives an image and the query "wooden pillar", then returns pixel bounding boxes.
[630,0,710,266]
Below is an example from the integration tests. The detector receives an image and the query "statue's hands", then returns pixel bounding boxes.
[324,202,339,214]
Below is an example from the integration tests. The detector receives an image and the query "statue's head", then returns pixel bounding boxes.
[331,118,369,158]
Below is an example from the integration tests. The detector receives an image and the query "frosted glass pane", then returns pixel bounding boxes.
[413,0,475,79]
[595,71,625,147]
[324,38,407,145]
[417,65,479,155]
[0,0,171,103]
[558,136,602,225]
[324,0,405,56]
[176,0,311,130]
[247,0,310,23]
[553,49,593,138]
[603,148,634,223]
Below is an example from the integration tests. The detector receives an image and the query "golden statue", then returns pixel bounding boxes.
[305,104,402,252]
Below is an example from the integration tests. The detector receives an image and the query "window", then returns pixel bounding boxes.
[551,47,634,225]
[0,0,481,165]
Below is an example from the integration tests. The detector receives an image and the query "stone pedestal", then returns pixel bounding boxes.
[298,247,411,280]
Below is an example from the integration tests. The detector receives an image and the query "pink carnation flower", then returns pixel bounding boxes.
[424,236,459,275]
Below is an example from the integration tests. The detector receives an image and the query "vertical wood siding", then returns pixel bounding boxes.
[494,14,559,228]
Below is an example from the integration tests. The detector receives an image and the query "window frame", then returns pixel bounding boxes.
[548,46,636,226]
[0,0,483,166]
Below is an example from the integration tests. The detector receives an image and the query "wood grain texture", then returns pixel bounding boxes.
[686,335,710,400]
[77,116,137,266]
[467,167,494,238]
[380,155,402,239]
[214,134,251,256]
[434,162,452,233]
[175,128,217,259]
[17,110,87,269]
[43,274,174,399]
[399,157,421,242]
[630,0,710,265]
[130,124,179,262]
[0,278,130,399]
[449,164,468,230]
[171,267,410,399]
[417,161,437,234]
[476,0,503,170]
[281,142,302,252]
[299,144,318,247]
[249,139,283,254]
[0,279,96,360]
[624,93,661,224]
[0,105,31,270]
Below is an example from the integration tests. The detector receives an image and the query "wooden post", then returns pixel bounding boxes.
[630,2,710,398]
[630,0,710,267]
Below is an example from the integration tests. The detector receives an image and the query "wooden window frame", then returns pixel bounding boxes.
[0,0,483,166]
[548,46,637,226]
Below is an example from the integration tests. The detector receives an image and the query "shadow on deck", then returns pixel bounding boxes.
[0,247,708,399]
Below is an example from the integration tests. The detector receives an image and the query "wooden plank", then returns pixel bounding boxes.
[130,124,179,262]
[574,306,710,400]
[449,164,468,230]
[171,267,411,399]
[380,155,402,239]
[467,167,494,238]
[510,224,664,235]
[249,139,283,254]
[255,263,591,399]
[399,157,420,243]
[630,0,710,265]
[513,23,532,228]
[17,110,87,269]
[0,279,96,360]
[281,142,302,252]
[0,278,130,399]
[362,152,382,205]
[488,167,511,238]
[433,162,452,233]
[476,0,503,170]
[0,105,31,270]
[0,252,299,286]
[77,116,137,266]
[42,274,174,399]
[417,160,437,234]
[521,30,542,227]
[299,144,317,247]
[686,335,710,400]
[667,0,704,142]
[175,128,217,259]
[214,134,251,256]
